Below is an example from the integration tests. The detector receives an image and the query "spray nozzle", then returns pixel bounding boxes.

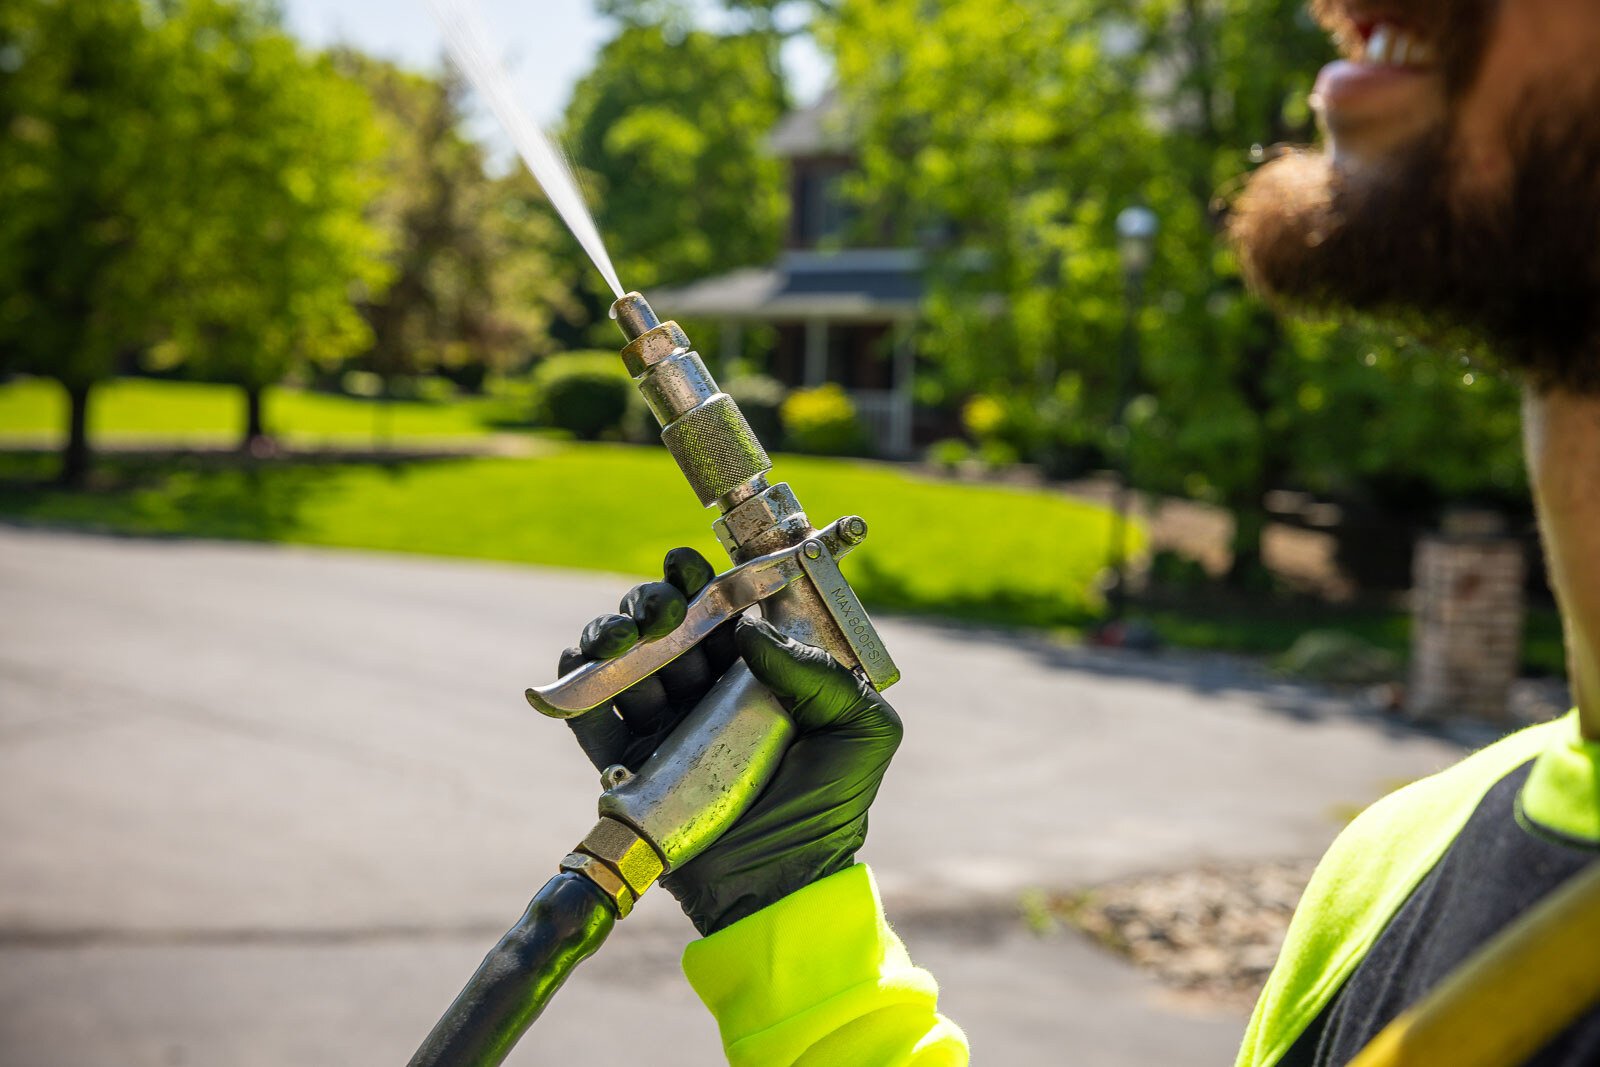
[611,291,661,343]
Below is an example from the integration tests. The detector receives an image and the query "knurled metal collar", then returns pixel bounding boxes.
[621,321,691,377]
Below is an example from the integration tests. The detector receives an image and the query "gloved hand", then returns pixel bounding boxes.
[558,546,903,936]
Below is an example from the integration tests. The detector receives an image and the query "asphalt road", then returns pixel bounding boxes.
[0,526,1468,1065]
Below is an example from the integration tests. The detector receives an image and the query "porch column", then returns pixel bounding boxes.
[890,322,915,456]
[803,318,829,387]
[720,319,743,372]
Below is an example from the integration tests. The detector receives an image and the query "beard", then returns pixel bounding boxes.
[1229,81,1600,394]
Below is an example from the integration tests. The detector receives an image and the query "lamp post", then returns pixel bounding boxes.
[1106,205,1158,621]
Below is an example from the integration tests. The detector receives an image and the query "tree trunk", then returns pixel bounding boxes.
[1228,502,1267,586]
[59,382,93,488]
[375,377,393,450]
[1225,309,1286,588]
[242,384,267,453]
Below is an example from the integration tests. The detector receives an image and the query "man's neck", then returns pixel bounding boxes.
[1522,387,1600,741]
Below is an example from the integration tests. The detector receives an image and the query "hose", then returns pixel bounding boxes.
[408,873,616,1067]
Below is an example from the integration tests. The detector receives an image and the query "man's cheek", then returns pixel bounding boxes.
[1450,0,1600,198]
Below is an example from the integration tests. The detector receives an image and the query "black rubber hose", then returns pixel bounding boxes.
[408,873,616,1066]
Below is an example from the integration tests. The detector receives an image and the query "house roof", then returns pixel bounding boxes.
[767,89,852,159]
[650,249,925,322]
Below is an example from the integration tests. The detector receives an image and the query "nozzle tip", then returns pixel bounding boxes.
[611,292,660,342]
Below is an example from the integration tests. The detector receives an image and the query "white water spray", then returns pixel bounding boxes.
[429,0,624,299]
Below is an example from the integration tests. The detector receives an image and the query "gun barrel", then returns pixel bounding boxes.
[611,291,773,512]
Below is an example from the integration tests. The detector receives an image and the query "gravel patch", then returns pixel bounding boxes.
[1054,860,1317,1009]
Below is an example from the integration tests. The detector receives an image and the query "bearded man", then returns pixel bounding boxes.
[545,1,1600,1063]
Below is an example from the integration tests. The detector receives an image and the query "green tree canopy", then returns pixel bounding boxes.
[563,24,788,294]
[0,0,395,465]
[0,0,177,481]
[337,54,575,396]
[156,0,391,447]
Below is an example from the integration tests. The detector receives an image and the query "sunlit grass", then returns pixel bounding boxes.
[0,447,1135,628]
[0,377,522,445]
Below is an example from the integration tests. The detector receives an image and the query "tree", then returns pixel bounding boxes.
[596,0,833,37]
[563,25,788,294]
[834,0,1527,585]
[0,0,176,483]
[156,0,390,451]
[833,0,1159,466]
[1124,0,1337,579]
[336,55,574,399]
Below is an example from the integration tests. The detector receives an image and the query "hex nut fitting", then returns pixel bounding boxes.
[577,816,665,898]
[559,852,635,918]
[621,321,691,377]
[713,482,810,554]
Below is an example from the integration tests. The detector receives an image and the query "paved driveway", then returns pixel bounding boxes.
[0,527,1468,1065]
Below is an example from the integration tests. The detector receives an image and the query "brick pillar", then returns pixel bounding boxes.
[1408,511,1526,723]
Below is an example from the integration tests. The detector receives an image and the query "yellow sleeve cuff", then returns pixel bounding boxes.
[682,864,969,1067]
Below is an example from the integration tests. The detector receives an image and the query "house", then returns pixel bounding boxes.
[650,92,922,457]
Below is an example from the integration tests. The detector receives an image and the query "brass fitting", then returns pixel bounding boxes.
[559,816,666,919]
[559,852,634,918]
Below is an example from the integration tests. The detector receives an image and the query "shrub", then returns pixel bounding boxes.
[414,376,457,403]
[925,437,972,472]
[486,374,538,408]
[781,383,868,456]
[978,440,1020,471]
[962,394,1007,441]
[531,352,633,440]
[621,390,658,444]
[963,391,1036,461]
[341,370,383,398]
[724,375,788,449]
[1147,549,1213,593]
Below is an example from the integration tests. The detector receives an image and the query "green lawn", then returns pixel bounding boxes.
[0,377,521,444]
[0,447,1135,628]
[4,378,1559,674]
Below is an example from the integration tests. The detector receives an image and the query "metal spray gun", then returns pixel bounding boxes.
[409,293,898,1066]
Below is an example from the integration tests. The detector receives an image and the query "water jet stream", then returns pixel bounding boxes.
[429,0,625,299]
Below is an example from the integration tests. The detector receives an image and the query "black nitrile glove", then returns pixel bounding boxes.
[559,547,902,935]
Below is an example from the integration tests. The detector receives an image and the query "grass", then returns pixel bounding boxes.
[0,447,1136,629]
[0,377,522,445]
[1,378,1563,675]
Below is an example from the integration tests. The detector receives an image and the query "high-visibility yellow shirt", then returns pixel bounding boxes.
[681,712,1593,1067]
[683,863,969,1066]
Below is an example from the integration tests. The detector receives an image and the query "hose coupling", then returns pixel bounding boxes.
[560,816,666,919]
